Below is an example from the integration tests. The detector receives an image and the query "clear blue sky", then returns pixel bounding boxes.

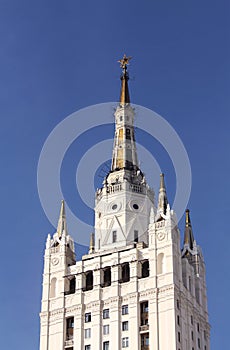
[0,0,229,348]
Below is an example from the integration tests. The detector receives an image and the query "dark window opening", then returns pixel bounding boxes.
[102,267,111,287]
[141,260,149,278]
[134,230,138,243]
[69,278,75,294]
[125,128,131,140]
[120,262,130,283]
[66,317,74,340]
[178,331,181,343]
[141,333,149,349]
[112,230,117,243]
[85,312,91,323]
[103,341,109,350]
[83,271,93,291]
[103,308,110,319]
[140,301,149,326]
[122,304,129,315]
[177,315,180,326]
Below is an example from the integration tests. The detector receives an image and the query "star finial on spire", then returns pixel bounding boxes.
[118,54,132,71]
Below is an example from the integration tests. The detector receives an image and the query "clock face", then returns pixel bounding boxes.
[157,232,165,241]
[52,257,59,266]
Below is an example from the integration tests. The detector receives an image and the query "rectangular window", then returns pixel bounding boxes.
[122,321,128,331]
[85,328,91,339]
[85,346,91,350]
[122,305,129,315]
[141,334,149,346]
[177,315,180,326]
[122,337,129,348]
[198,338,201,348]
[178,331,181,343]
[103,341,109,350]
[112,230,117,243]
[191,315,193,325]
[103,324,110,335]
[103,309,110,319]
[134,230,138,243]
[66,317,74,340]
[197,322,200,332]
[191,330,194,341]
[85,312,91,323]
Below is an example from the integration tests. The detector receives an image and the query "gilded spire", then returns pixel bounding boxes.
[118,54,132,105]
[57,200,67,238]
[157,173,168,217]
[183,209,194,250]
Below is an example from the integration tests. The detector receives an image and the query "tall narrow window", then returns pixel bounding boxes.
[134,230,138,243]
[122,337,129,348]
[112,230,117,243]
[125,128,131,140]
[50,277,57,298]
[85,312,91,323]
[85,328,91,339]
[102,267,111,287]
[120,262,130,283]
[103,309,110,319]
[66,317,74,340]
[141,260,149,278]
[157,253,164,274]
[103,325,110,335]
[122,321,128,331]
[140,301,149,326]
[103,341,109,350]
[84,271,93,291]
[69,277,75,294]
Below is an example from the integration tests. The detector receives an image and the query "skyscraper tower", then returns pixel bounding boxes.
[39,56,210,350]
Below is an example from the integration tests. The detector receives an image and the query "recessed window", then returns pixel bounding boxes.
[141,260,149,278]
[198,338,201,348]
[134,230,138,243]
[178,331,181,343]
[112,204,117,210]
[133,203,139,210]
[197,322,200,332]
[66,317,74,340]
[122,321,129,331]
[177,315,180,326]
[83,271,93,291]
[85,328,91,339]
[85,346,91,350]
[103,324,110,335]
[120,263,130,283]
[191,330,194,341]
[120,116,123,122]
[102,267,111,287]
[176,299,180,310]
[122,337,129,348]
[112,230,117,243]
[191,315,193,324]
[103,341,109,350]
[122,304,129,315]
[103,309,110,319]
[85,312,91,323]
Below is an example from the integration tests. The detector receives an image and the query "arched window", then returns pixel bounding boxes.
[50,277,57,298]
[157,253,164,275]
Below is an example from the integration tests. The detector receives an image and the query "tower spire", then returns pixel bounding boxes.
[157,173,168,217]
[118,54,132,105]
[57,200,68,238]
[183,209,195,250]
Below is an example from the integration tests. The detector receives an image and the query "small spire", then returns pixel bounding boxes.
[157,173,168,216]
[183,209,194,250]
[57,200,68,238]
[89,233,95,254]
[118,54,132,105]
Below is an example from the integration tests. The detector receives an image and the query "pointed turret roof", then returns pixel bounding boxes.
[57,200,68,238]
[183,209,194,251]
[157,173,168,218]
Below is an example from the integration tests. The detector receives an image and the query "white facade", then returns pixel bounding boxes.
[39,57,210,350]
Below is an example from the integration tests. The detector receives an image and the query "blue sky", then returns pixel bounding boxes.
[0,0,229,348]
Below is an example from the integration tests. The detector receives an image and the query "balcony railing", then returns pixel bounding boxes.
[139,325,149,332]
[65,339,73,347]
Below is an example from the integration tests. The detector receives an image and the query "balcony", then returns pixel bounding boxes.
[139,325,149,332]
[65,339,73,347]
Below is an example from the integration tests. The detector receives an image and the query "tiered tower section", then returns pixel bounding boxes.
[39,56,210,350]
